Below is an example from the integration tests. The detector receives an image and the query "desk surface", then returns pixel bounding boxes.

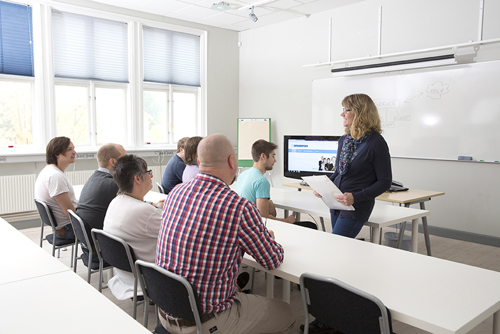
[270,188,429,229]
[283,182,445,204]
[243,220,500,334]
[0,271,151,334]
[0,219,70,285]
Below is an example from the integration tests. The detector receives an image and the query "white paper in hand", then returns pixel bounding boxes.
[302,175,355,211]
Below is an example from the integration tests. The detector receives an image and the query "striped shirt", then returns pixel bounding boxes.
[156,173,284,314]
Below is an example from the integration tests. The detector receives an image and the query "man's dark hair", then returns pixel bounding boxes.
[113,154,148,194]
[184,136,203,165]
[251,139,278,162]
[177,137,189,153]
[46,136,71,166]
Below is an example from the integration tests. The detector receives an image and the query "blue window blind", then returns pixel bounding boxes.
[0,1,34,77]
[52,10,128,82]
[143,26,200,87]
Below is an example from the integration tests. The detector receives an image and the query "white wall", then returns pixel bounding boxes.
[239,0,500,238]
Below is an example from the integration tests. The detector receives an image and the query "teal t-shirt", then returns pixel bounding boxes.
[235,168,270,205]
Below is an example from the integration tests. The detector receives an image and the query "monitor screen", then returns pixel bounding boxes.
[284,135,341,180]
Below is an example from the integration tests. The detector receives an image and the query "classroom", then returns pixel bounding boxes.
[1,0,500,333]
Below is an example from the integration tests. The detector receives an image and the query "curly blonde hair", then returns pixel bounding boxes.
[341,94,382,140]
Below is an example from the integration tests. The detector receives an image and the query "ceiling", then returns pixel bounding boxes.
[88,0,362,32]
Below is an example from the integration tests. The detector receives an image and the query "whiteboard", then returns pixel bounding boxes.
[312,61,500,161]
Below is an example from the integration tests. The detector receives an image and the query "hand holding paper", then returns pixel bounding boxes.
[302,175,355,211]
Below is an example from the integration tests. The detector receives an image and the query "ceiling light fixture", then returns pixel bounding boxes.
[211,1,231,11]
[249,6,258,22]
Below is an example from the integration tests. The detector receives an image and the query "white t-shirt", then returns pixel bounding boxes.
[103,194,162,299]
[34,165,77,229]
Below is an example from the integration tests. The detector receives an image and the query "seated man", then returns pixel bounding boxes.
[157,134,295,334]
[76,143,126,264]
[35,136,77,241]
[103,154,163,300]
[235,139,296,224]
[161,137,188,194]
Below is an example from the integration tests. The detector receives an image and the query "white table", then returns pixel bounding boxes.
[0,271,151,334]
[0,218,151,334]
[269,187,430,253]
[243,219,500,334]
[0,218,70,285]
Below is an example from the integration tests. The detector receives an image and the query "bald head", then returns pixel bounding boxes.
[198,134,237,184]
[97,143,126,170]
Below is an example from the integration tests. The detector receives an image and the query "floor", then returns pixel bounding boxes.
[21,217,500,334]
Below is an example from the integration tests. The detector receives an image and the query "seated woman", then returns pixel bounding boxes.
[182,136,203,183]
[103,154,162,300]
[34,136,77,241]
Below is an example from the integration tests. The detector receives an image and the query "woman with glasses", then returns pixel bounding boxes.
[103,154,163,301]
[314,93,392,238]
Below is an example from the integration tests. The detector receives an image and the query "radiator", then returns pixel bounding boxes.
[0,174,37,214]
[0,170,95,215]
[0,167,163,216]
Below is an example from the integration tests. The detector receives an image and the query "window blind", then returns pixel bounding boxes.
[143,26,200,87]
[0,1,34,77]
[52,10,128,82]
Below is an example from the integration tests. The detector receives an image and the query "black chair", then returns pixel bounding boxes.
[135,260,203,333]
[300,273,394,334]
[91,228,145,319]
[156,182,165,194]
[35,199,75,263]
[68,210,111,284]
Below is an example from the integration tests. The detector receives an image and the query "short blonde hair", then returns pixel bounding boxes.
[342,94,382,140]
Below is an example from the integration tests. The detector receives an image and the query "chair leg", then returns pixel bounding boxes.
[70,245,74,268]
[98,264,103,292]
[250,268,256,293]
[143,296,149,327]
[73,243,78,273]
[87,264,92,284]
[39,224,44,247]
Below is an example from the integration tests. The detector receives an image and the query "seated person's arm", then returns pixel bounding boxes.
[268,199,277,217]
[256,198,295,224]
[53,192,76,219]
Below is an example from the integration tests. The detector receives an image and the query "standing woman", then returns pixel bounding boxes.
[315,94,392,238]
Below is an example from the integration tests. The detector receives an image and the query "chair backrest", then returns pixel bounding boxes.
[300,273,393,334]
[91,229,136,273]
[135,260,203,332]
[294,221,318,230]
[68,210,93,252]
[156,182,165,194]
[35,199,58,229]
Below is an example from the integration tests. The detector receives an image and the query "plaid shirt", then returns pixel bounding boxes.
[156,173,284,314]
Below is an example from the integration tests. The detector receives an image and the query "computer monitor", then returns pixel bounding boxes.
[284,135,341,180]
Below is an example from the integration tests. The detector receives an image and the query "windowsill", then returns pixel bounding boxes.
[0,145,177,164]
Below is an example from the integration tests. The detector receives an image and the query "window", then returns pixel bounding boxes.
[0,79,33,145]
[0,1,34,147]
[143,26,201,144]
[52,10,128,146]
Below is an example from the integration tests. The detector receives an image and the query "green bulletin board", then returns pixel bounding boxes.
[237,118,271,167]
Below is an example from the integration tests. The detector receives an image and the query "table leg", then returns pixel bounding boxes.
[420,202,432,256]
[284,209,289,217]
[396,222,407,248]
[411,218,418,252]
[296,212,301,221]
[493,310,500,334]
[371,227,381,244]
[319,217,326,232]
[282,280,291,304]
[267,274,275,299]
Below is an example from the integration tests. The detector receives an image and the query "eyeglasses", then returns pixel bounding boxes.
[145,169,153,176]
[342,108,351,114]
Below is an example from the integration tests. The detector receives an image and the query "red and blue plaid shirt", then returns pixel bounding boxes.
[156,173,284,314]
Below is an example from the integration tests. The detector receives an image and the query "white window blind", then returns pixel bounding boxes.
[143,26,200,87]
[52,10,128,82]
